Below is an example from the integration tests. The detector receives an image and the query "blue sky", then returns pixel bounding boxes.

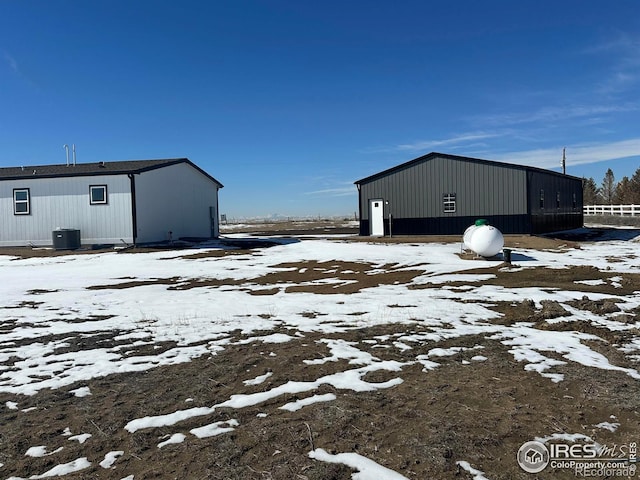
[1,1,639,218]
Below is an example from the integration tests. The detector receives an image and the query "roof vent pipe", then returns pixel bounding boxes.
[63,144,70,166]
[72,144,76,166]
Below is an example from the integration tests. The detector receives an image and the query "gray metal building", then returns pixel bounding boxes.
[0,158,223,247]
[354,152,583,236]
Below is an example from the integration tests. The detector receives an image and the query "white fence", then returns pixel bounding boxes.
[583,204,639,216]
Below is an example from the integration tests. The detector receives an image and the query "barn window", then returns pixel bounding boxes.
[443,193,456,213]
[572,193,577,209]
[539,189,544,209]
[556,192,561,208]
[13,188,30,215]
[90,185,108,205]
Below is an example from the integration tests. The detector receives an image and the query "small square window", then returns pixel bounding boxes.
[90,185,108,205]
[443,193,456,213]
[13,188,30,215]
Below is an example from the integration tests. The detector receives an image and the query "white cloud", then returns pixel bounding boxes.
[367,131,507,154]
[2,50,40,90]
[471,103,639,128]
[584,32,640,59]
[3,51,19,74]
[491,138,640,170]
[597,71,639,95]
[585,32,640,94]
[394,132,505,152]
[306,185,357,197]
[368,100,639,158]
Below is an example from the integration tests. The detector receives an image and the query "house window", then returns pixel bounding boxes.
[13,188,30,215]
[443,193,456,213]
[572,193,577,209]
[90,185,108,205]
[556,192,561,208]
[539,189,544,209]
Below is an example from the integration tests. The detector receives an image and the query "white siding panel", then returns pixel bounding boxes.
[134,163,219,244]
[0,175,133,247]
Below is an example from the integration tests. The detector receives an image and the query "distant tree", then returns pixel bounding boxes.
[628,167,640,204]
[614,176,630,203]
[582,177,598,204]
[599,168,616,204]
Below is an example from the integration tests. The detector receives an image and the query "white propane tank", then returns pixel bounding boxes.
[464,224,504,258]
[463,224,478,250]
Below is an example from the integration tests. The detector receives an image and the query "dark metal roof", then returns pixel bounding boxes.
[354,151,581,185]
[0,158,223,187]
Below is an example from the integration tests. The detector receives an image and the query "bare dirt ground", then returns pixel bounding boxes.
[1,221,639,480]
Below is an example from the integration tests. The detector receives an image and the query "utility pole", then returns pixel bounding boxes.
[561,147,566,175]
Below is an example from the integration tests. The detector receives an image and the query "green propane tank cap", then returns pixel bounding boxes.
[475,219,488,226]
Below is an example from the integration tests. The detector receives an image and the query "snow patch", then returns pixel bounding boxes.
[190,419,239,439]
[158,433,186,448]
[279,393,337,412]
[309,448,409,480]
